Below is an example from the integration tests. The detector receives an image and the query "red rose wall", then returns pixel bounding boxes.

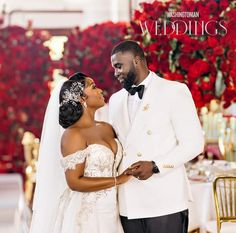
[0,26,53,173]
[129,0,236,108]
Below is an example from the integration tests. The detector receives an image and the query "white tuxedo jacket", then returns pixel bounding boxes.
[109,72,204,219]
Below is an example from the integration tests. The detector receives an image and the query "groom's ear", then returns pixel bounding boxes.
[134,55,142,65]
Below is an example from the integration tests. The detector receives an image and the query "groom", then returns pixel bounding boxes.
[108,40,204,233]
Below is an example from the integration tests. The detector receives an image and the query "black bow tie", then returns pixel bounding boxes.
[127,85,145,99]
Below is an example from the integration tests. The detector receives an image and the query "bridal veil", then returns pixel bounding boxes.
[30,80,66,233]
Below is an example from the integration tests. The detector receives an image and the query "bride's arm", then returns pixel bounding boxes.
[65,164,130,192]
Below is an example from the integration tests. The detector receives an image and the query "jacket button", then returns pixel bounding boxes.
[137,152,142,157]
[147,130,152,135]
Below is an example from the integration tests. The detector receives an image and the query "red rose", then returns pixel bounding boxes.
[207,37,219,47]
[219,0,230,11]
[179,55,195,71]
[164,72,185,82]
[222,87,236,108]
[134,10,142,20]
[203,93,215,103]
[213,46,224,56]
[227,50,236,61]
[190,89,204,108]
[201,79,214,91]
[188,60,210,80]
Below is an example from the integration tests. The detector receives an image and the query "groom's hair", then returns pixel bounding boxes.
[111,40,145,60]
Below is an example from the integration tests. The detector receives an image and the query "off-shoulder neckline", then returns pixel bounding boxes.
[63,138,119,158]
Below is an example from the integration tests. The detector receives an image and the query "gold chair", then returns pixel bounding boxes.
[206,176,236,233]
[188,228,200,233]
[22,131,40,208]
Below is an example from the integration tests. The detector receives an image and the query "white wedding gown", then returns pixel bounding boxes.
[50,139,124,233]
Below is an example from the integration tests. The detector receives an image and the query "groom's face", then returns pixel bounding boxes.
[111,51,137,90]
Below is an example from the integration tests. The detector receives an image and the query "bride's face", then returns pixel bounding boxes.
[83,78,105,109]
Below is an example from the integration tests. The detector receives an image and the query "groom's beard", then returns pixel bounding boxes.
[123,70,136,91]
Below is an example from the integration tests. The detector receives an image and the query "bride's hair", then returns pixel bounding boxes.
[59,72,87,128]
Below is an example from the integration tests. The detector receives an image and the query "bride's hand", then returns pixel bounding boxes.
[123,164,139,176]
[116,172,131,185]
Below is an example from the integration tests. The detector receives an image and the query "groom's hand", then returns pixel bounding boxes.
[125,161,153,180]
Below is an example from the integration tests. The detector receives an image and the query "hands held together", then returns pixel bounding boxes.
[116,161,158,185]
[124,161,154,180]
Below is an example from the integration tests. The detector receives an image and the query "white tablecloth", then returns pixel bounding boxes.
[188,181,215,233]
[188,160,236,233]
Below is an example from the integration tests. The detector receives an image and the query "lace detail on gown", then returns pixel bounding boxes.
[60,148,89,171]
[52,140,123,233]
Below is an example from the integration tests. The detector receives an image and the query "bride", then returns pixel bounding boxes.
[30,72,130,233]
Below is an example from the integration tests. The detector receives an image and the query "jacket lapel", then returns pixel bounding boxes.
[126,76,159,144]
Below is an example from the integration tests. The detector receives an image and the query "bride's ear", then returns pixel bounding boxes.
[80,96,88,108]
[80,95,87,102]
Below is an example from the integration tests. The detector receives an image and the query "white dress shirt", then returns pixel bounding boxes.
[128,71,152,123]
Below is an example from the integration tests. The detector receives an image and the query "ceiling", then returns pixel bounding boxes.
[0,0,151,29]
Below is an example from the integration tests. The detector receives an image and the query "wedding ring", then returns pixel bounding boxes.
[137,176,140,179]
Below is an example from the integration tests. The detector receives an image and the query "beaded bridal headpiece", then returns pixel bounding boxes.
[60,81,84,106]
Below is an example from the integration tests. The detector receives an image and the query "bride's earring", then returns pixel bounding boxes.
[83,102,87,108]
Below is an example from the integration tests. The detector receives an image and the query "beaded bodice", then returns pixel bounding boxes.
[60,139,122,177]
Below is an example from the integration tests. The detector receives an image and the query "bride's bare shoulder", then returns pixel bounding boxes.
[61,127,87,157]
[96,121,116,138]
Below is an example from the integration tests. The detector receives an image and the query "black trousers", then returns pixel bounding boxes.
[120,209,188,233]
